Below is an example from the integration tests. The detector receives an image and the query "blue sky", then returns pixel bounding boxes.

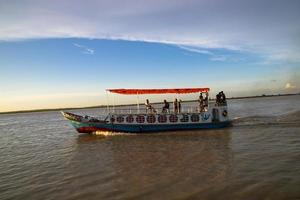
[0,0,299,112]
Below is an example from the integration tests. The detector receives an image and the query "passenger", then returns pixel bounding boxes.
[199,93,204,112]
[220,91,227,105]
[216,93,221,106]
[178,100,182,113]
[145,99,156,113]
[173,98,179,113]
[220,91,224,104]
[204,93,209,110]
[162,99,170,113]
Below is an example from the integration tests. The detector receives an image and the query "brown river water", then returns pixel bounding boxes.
[0,95,300,200]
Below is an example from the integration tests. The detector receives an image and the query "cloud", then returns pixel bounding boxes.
[209,55,228,62]
[177,45,244,62]
[285,83,296,89]
[0,0,299,63]
[177,45,213,55]
[73,43,94,54]
[177,45,228,62]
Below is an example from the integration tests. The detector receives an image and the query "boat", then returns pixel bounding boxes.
[61,88,231,133]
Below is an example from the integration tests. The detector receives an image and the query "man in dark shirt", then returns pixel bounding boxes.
[216,93,221,106]
[199,93,204,112]
[178,100,182,113]
[204,93,208,110]
[162,99,170,113]
[220,91,227,105]
[174,98,179,113]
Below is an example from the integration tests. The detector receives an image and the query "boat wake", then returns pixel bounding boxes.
[93,131,133,136]
[232,110,300,127]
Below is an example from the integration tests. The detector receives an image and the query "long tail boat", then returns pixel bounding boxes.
[61,88,231,133]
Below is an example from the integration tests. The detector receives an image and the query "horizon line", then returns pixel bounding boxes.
[1,93,299,115]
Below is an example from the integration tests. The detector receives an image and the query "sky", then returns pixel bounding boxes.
[0,0,299,112]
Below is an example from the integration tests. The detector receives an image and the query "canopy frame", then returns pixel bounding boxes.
[106,87,210,114]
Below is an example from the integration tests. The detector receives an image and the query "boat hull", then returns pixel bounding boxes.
[67,117,231,134]
[61,111,231,134]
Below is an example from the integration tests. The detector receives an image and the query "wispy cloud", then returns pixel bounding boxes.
[177,45,232,62]
[210,55,228,62]
[73,43,95,55]
[177,45,213,55]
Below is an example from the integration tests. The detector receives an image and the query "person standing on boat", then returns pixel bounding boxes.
[145,99,155,113]
[199,93,204,112]
[178,100,182,113]
[220,91,227,105]
[204,93,209,110]
[162,99,170,113]
[173,98,179,113]
[216,93,221,106]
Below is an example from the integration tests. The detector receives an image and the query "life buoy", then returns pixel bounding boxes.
[158,115,167,123]
[222,110,228,117]
[111,117,115,123]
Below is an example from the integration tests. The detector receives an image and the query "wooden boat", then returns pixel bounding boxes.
[61,88,231,133]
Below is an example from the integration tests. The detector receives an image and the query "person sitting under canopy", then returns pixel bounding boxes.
[145,99,156,113]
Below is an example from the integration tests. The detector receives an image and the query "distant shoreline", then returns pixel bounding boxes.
[1,93,299,115]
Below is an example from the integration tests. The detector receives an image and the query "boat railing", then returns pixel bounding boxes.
[104,101,227,115]
[107,106,208,115]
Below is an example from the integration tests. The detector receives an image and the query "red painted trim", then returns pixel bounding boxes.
[77,127,110,133]
[107,88,210,95]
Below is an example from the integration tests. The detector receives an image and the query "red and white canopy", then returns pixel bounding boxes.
[107,88,209,95]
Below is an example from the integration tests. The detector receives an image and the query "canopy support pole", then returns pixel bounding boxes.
[136,93,140,114]
[113,93,115,113]
[207,92,209,109]
[106,90,110,113]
